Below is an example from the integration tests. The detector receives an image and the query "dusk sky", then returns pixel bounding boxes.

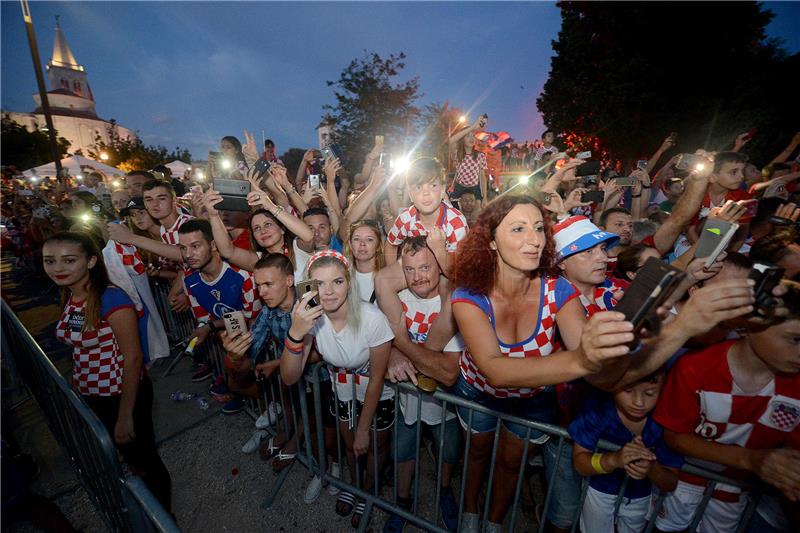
[3,1,800,161]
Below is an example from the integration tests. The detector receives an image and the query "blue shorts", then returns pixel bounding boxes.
[394,415,462,464]
[451,181,482,200]
[453,374,557,443]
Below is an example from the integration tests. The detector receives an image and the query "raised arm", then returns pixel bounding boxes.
[448,116,482,147]
[106,222,184,262]
[202,190,260,271]
[645,135,676,174]
[769,132,800,165]
[649,168,711,255]
[339,164,385,242]
[247,171,313,242]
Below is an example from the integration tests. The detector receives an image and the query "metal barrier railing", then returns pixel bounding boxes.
[289,362,759,533]
[1,299,180,533]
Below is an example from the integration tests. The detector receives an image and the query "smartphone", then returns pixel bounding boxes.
[17,190,34,197]
[212,178,251,211]
[674,153,708,172]
[636,160,648,170]
[581,190,605,203]
[669,132,678,143]
[308,174,320,190]
[738,198,759,223]
[749,262,785,317]
[296,279,320,307]
[614,258,686,337]
[614,177,638,187]
[694,219,739,268]
[321,143,345,164]
[222,310,248,340]
[575,161,601,177]
[576,151,592,160]
[379,152,391,168]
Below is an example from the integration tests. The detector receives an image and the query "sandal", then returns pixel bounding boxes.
[271,451,296,473]
[258,436,282,462]
[351,499,366,529]
[335,491,355,517]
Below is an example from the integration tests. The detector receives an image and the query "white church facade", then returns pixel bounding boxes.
[4,19,136,154]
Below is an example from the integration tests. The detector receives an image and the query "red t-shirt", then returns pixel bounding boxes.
[691,189,752,228]
[654,340,800,495]
[232,229,252,251]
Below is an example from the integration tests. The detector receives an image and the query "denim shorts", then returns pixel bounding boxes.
[394,415,462,464]
[451,181,483,200]
[453,374,557,443]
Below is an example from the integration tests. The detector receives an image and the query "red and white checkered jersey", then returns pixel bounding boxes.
[55,288,134,396]
[113,241,146,275]
[455,152,487,188]
[534,145,560,161]
[578,277,628,318]
[452,276,579,398]
[159,212,193,246]
[386,204,468,253]
[655,340,800,493]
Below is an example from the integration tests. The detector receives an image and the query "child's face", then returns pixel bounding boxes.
[749,319,800,374]
[711,162,745,191]
[614,375,664,422]
[408,178,443,216]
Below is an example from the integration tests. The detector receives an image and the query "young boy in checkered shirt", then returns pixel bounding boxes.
[378,157,468,352]
[653,286,800,532]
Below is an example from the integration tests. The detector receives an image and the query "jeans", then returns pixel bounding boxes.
[543,436,582,530]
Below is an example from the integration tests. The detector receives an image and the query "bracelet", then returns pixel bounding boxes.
[284,339,303,355]
[284,337,304,349]
[286,331,304,344]
[632,194,642,198]
[271,205,284,216]
[591,453,609,474]
[642,185,651,189]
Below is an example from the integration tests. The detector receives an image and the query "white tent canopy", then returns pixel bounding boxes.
[23,154,124,179]
[165,160,191,175]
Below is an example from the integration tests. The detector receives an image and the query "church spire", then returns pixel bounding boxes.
[50,16,83,71]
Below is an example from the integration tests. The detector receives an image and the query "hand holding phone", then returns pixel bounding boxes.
[613,258,686,338]
[222,310,248,340]
[296,279,320,307]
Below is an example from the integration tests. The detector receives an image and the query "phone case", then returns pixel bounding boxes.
[223,311,248,338]
[213,178,251,212]
[614,258,685,333]
[695,219,739,268]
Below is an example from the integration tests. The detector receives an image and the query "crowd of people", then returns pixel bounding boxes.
[2,120,800,533]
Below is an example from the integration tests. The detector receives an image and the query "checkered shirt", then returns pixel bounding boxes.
[56,297,125,396]
[159,212,193,246]
[655,340,800,496]
[454,276,578,398]
[578,277,627,317]
[533,145,559,161]
[455,152,487,188]
[113,242,146,275]
[386,204,468,253]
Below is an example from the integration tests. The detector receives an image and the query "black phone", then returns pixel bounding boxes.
[296,279,320,307]
[575,161,601,177]
[251,158,270,180]
[613,257,686,337]
[581,190,605,204]
[749,262,785,317]
[213,178,251,211]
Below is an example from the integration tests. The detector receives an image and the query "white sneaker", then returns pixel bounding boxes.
[255,402,282,429]
[461,512,480,533]
[304,475,322,504]
[241,429,268,453]
[327,462,341,496]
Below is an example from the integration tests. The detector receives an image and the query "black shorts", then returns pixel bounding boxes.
[332,397,395,432]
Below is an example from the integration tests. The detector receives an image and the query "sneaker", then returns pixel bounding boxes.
[460,512,480,533]
[485,521,503,533]
[222,397,244,415]
[304,475,322,504]
[209,376,229,398]
[438,488,459,532]
[383,512,407,533]
[327,462,341,496]
[191,365,213,382]
[255,402,283,429]
[241,429,268,453]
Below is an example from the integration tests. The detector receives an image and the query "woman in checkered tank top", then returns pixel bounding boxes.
[43,232,172,511]
[449,196,634,531]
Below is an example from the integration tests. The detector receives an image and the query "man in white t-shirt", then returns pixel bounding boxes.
[381,236,463,533]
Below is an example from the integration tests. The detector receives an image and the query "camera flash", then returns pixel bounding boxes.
[519,175,530,185]
[695,163,705,171]
[221,159,232,170]
[80,213,91,222]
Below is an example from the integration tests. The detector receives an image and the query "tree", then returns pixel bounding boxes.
[537,1,800,166]
[279,148,307,181]
[323,51,422,173]
[88,121,191,172]
[1,115,70,170]
[416,102,469,164]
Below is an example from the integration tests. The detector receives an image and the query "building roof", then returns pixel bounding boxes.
[49,17,83,71]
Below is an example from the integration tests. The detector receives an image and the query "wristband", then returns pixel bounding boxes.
[642,185,651,189]
[284,339,303,355]
[286,331,304,344]
[591,453,609,474]
[632,194,642,198]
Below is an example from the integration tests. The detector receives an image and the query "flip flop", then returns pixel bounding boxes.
[351,499,366,529]
[335,491,355,517]
[258,436,282,462]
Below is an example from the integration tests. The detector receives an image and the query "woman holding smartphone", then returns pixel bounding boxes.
[42,231,172,511]
[279,250,394,528]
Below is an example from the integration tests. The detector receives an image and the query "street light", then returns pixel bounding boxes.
[99,152,109,161]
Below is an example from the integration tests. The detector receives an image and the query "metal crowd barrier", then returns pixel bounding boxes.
[285,362,759,533]
[0,300,179,533]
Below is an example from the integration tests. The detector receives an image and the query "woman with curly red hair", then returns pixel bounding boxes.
[450,195,634,532]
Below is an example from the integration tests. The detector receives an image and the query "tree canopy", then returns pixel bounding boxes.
[88,121,191,172]
[1,115,70,170]
[537,1,800,166]
[323,51,422,173]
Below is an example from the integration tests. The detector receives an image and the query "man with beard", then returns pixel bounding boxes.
[177,219,261,413]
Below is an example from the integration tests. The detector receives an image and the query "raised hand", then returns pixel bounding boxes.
[242,129,260,162]
[324,157,341,182]
[565,187,592,211]
[579,311,634,372]
[203,189,224,215]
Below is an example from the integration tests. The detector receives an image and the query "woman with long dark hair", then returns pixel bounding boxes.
[42,231,172,511]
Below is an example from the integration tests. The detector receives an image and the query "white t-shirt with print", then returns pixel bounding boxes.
[311,302,394,402]
[397,289,463,425]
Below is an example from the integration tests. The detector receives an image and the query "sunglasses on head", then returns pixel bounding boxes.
[349,219,381,234]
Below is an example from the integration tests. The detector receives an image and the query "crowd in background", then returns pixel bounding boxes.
[2,120,800,533]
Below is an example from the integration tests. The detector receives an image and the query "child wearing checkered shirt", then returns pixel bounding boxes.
[569,371,681,533]
[653,300,800,533]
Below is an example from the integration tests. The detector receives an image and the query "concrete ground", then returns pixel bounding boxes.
[2,257,546,533]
